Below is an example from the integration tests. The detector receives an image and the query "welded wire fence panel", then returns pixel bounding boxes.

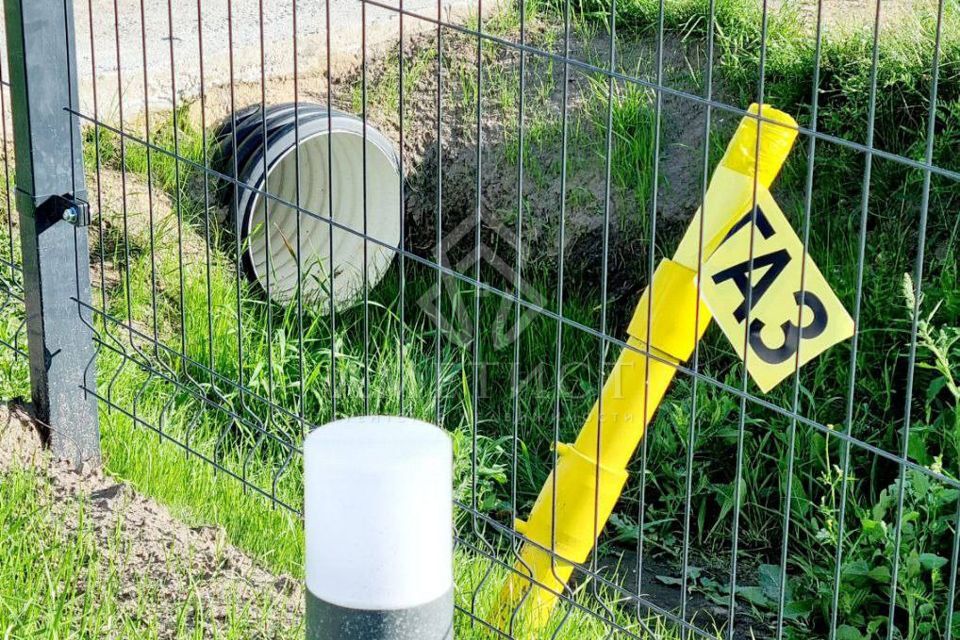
[1,0,959,637]
[0,16,28,398]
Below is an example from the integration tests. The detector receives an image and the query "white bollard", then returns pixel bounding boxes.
[304,416,454,639]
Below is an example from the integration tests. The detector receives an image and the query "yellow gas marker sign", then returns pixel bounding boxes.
[496,104,855,632]
[700,184,854,392]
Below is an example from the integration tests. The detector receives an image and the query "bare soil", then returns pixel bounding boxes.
[0,403,303,639]
[353,28,720,299]
[182,18,726,319]
[89,169,210,267]
[770,0,932,34]
[598,549,776,640]
[186,0,928,300]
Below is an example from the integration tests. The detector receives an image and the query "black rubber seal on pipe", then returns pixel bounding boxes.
[307,587,454,640]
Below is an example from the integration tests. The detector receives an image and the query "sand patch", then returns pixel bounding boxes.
[0,403,303,639]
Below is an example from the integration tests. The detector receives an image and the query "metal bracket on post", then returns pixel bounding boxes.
[53,195,91,227]
[3,0,100,464]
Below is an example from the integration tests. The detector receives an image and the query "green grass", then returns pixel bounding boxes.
[0,465,303,639]
[0,444,703,638]
[473,1,960,637]
[1,0,959,636]
[28,107,664,636]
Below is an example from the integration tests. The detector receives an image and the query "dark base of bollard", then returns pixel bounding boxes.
[306,588,454,639]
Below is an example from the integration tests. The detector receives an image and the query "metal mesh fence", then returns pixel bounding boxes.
[0,45,27,408]
[1,0,959,637]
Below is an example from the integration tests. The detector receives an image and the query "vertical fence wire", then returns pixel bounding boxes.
[827,1,884,637]
[772,0,833,629]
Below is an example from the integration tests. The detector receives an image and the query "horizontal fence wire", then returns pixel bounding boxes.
[0,0,957,636]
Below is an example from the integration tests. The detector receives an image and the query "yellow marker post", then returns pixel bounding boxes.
[497,104,818,631]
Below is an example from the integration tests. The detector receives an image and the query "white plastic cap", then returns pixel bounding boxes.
[304,416,454,610]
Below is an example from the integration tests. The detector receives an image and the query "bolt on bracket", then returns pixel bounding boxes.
[53,194,91,227]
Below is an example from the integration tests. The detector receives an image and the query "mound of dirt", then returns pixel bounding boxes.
[181,17,720,316]
[325,26,723,315]
[88,169,210,264]
[0,404,44,470]
[0,403,303,639]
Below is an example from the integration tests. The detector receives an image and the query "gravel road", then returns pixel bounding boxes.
[1,0,495,123]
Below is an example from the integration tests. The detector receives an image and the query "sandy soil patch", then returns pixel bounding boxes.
[0,403,303,639]
[770,0,934,34]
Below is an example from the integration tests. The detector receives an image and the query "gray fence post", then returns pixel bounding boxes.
[3,0,99,464]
